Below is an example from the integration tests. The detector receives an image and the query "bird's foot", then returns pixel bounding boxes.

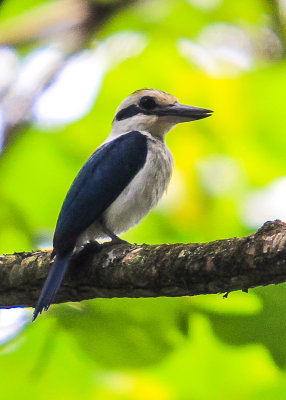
[70,241,101,267]
[110,237,130,245]
[100,224,130,245]
[84,240,102,252]
[97,238,130,251]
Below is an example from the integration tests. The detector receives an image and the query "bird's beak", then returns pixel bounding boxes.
[157,103,213,122]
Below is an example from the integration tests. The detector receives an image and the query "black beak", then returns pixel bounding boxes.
[157,103,213,121]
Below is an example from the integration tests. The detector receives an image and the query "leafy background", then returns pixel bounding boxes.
[1,0,286,398]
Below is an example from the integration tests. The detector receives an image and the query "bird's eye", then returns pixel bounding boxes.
[139,96,157,110]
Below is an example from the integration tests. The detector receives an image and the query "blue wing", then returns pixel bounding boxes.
[53,131,148,255]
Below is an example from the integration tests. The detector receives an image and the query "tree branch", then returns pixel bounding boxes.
[1,219,286,309]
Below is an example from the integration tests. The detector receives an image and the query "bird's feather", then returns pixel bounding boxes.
[53,131,148,255]
[32,252,72,320]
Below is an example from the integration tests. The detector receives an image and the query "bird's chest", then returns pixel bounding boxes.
[103,137,174,234]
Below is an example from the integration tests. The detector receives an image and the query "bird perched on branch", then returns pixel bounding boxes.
[33,88,213,320]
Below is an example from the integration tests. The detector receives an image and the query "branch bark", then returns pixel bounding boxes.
[1,219,286,309]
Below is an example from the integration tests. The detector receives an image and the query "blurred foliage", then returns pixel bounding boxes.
[1,0,286,399]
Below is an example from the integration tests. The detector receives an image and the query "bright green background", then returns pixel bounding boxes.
[1,0,286,398]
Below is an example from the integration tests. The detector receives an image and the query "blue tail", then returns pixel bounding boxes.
[32,252,72,321]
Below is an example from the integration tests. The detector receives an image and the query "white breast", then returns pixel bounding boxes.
[103,134,174,235]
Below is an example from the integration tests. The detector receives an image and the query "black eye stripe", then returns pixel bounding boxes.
[116,105,141,121]
[115,99,161,121]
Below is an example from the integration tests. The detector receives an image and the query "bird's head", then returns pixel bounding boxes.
[111,89,213,139]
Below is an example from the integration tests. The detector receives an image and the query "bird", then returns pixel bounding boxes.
[32,88,213,320]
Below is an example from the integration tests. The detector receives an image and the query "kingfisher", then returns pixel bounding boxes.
[33,89,213,320]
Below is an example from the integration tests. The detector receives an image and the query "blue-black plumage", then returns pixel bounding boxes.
[54,131,148,256]
[33,131,148,320]
[32,253,72,321]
